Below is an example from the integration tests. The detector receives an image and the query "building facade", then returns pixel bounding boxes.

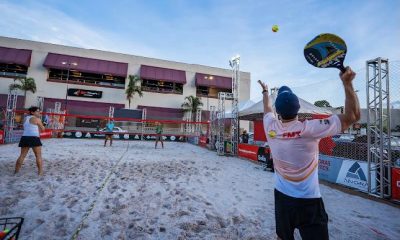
[0,36,251,123]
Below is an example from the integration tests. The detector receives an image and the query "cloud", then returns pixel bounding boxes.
[0,1,158,57]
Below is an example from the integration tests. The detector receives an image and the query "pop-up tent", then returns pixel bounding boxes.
[239,93,332,120]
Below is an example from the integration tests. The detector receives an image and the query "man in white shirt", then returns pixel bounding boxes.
[259,67,360,240]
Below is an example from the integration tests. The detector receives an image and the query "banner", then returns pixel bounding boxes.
[238,143,258,161]
[0,130,4,144]
[40,129,53,139]
[67,88,102,98]
[318,155,343,183]
[62,131,185,142]
[336,159,375,192]
[392,168,400,201]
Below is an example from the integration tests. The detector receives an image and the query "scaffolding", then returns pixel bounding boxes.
[5,89,18,143]
[230,56,240,156]
[210,106,217,150]
[216,55,240,156]
[217,92,233,155]
[141,108,147,140]
[366,57,392,198]
[37,96,44,112]
[108,106,114,120]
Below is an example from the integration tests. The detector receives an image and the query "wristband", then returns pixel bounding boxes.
[262,89,268,94]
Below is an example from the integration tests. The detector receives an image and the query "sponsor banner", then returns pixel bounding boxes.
[318,155,343,183]
[257,147,270,163]
[40,129,53,139]
[336,159,376,192]
[62,131,185,142]
[238,143,258,161]
[187,137,199,145]
[67,88,102,98]
[199,136,207,147]
[0,130,4,144]
[392,168,400,201]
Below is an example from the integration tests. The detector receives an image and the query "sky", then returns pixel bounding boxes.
[0,0,399,107]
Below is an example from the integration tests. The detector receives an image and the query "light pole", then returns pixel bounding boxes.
[61,62,78,113]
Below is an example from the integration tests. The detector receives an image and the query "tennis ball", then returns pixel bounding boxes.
[272,25,279,32]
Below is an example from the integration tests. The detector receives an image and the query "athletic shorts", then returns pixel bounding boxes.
[274,189,329,240]
[18,136,42,147]
[155,134,162,141]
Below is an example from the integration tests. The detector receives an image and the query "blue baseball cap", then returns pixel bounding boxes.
[275,86,300,119]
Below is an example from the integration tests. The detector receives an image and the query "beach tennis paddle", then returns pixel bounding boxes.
[304,33,347,72]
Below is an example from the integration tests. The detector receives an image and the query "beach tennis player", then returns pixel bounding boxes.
[155,121,164,149]
[259,67,360,239]
[104,119,115,147]
[15,106,45,176]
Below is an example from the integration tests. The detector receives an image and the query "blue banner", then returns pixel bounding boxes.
[318,154,344,183]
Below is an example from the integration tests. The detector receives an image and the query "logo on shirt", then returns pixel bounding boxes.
[319,119,330,125]
[282,131,301,138]
[268,130,277,138]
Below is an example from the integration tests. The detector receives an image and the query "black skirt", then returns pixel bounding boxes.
[18,136,42,147]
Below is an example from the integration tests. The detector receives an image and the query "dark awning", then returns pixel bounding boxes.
[140,65,186,84]
[138,105,184,120]
[43,98,124,116]
[0,46,32,66]
[0,94,25,109]
[43,53,128,77]
[195,73,232,89]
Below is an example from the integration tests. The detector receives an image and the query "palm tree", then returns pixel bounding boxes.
[181,95,203,121]
[9,77,37,107]
[125,75,143,109]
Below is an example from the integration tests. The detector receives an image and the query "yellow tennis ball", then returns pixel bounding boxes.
[272,25,279,32]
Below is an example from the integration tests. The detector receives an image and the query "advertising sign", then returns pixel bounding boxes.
[336,160,375,192]
[0,130,4,144]
[67,88,102,98]
[238,144,258,161]
[391,168,400,201]
[318,155,343,183]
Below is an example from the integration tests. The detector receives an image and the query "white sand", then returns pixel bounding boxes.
[0,139,399,240]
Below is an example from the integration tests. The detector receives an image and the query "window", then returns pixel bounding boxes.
[47,68,125,88]
[141,79,183,94]
[196,86,230,98]
[0,63,28,78]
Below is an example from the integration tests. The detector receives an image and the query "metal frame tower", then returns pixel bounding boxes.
[229,56,240,156]
[210,106,217,150]
[5,89,18,143]
[217,92,233,155]
[366,57,392,198]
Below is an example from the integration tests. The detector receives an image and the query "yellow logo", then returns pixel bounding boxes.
[268,130,277,138]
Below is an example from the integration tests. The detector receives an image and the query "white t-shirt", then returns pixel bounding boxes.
[263,112,341,198]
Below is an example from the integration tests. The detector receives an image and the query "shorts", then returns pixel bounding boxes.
[18,136,42,148]
[274,189,329,240]
[156,134,162,141]
[105,133,113,138]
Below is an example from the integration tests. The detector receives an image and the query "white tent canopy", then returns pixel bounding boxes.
[224,99,256,118]
[239,93,332,118]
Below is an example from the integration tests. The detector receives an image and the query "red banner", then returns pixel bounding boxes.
[40,129,53,139]
[392,168,400,201]
[199,136,207,147]
[254,120,267,142]
[238,143,259,161]
[0,130,4,144]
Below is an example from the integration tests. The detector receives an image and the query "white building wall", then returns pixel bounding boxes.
[0,36,251,112]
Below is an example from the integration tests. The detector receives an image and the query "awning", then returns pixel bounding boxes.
[138,105,184,120]
[43,53,128,77]
[0,94,25,109]
[140,65,186,84]
[195,73,232,89]
[0,46,32,66]
[43,98,124,116]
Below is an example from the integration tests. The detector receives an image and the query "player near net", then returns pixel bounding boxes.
[259,67,360,239]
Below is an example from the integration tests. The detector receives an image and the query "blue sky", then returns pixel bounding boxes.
[1,0,399,107]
